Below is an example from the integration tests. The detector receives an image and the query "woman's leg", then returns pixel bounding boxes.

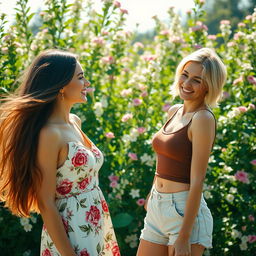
[137,239,168,256]
[168,244,205,256]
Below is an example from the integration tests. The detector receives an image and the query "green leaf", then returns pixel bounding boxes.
[112,213,133,228]
[59,202,67,212]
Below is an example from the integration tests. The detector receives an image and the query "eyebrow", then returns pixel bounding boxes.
[183,70,202,80]
[76,72,84,76]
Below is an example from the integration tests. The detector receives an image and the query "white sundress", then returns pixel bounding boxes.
[40,141,120,256]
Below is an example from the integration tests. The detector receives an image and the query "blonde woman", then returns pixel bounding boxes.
[137,48,227,256]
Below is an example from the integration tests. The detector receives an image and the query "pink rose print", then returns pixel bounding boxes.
[86,205,101,226]
[56,179,73,195]
[78,177,91,190]
[101,200,109,213]
[91,146,101,159]
[42,249,52,256]
[80,248,90,256]
[72,150,89,167]
[111,242,121,256]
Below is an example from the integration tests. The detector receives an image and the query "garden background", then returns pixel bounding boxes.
[0,0,255,255]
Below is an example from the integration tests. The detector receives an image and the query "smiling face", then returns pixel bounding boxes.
[178,61,208,104]
[62,62,90,104]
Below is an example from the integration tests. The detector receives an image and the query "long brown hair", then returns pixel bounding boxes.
[0,49,77,217]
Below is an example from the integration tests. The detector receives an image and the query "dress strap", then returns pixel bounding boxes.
[73,121,93,148]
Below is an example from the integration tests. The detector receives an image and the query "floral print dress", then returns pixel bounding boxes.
[40,142,120,256]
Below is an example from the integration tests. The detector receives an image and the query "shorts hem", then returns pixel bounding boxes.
[140,236,168,246]
[168,241,212,249]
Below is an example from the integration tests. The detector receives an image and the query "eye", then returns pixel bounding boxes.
[79,76,84,80]
[193,79,201,83]
[181,73,188,78]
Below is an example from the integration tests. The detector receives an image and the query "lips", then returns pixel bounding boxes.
[182,87,194,93]
[81,90,87,96]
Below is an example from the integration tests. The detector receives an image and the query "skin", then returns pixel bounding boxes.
[36,61,90,256]
[137,61,215,256]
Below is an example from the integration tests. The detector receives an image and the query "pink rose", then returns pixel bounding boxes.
[86,205,101,226]
[137,127,146,134]
[57,179,73,195]
[141,91,148,97]
[220,20,230,25]
[72,150,88,167]
[105,132,115,139]
[108,175,119,182]
[133,98,142,106]
[101,56,115,64]
[121,113,133,122]
[136,198,146,206]
[233,76,243,85]
[128,152,138,161]
[234,171,249,184]
[42,249,52,256]
[78,177,91,190]
[247,75,256,85]
[250,160,256,165]
[80,248,90,256]
[238,106,247,113]
[113,1,121,8]
[110,180,118,188]
[111,242,121,256]
[248,215,255,221]
[120,8,128,14]
[101,200,109,213]
[207,35,217,40]
[248,235,256,243]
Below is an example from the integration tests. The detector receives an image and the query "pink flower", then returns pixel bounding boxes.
[72,150,89,167]
[92,36,105,46]
[143,55,157,61]
[241,226,246,231]
[108,175,119,182]
[133,98,142,106]
[162,103,171,112]
[105,132,115,138]
[222,91,230,99]
[134,42,144,48]
[191,21,208,31]
[110,180,118,188]
[250,160,256,165]
[207,35,217,40]
[248,103,255,110]
[186,9,192,15]
[137,127,146,134]
[247,75,256,85]
[227,42,236,47]
[62,217,69,233]
[42,249,52,256]
[233,76,243,85]
[248,235,256,243]
[101,56,115,64]
[128,152,138,161]
[80,248,90,256]
[248,215,255,221]
[113,1,121,8]
[121,113,133,122]
[238,106,247,113]
[136,198,145,206]
[141,91,148,97]
[245,15,252,20]
[120,8,128,14]
[86,205,101,226]
[220,20,230,25]
[160,30,170,36]
[234,170,249,184]
[193,44,202,49]
[238,22,246,27]
[56,179,73,195]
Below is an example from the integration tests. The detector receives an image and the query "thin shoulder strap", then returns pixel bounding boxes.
[73,121,93,148]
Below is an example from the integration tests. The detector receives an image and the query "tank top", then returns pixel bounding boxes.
[152,106,216,184]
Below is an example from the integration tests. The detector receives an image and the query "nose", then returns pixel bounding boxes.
[84,79,90,87]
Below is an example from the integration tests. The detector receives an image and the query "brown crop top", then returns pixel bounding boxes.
[152,106,216,184]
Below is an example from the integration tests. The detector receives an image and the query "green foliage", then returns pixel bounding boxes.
[0,0,255,255]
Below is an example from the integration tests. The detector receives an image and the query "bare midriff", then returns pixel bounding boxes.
[154,176,190,193]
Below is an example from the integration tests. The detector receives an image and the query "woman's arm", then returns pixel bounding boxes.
[36,126,76,256]
[173,110,215,255]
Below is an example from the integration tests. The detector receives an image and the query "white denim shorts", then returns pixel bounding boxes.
[140,186,213,248]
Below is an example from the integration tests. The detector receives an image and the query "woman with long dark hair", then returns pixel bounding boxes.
[0,49,120,256]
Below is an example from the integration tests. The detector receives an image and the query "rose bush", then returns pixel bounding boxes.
[0,0,255,255]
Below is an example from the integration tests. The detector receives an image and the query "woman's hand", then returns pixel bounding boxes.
[171,237,191,256]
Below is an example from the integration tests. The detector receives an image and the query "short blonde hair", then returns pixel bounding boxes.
[172,48,227,107]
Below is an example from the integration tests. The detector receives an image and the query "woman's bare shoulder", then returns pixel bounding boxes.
[167,104,183,118]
